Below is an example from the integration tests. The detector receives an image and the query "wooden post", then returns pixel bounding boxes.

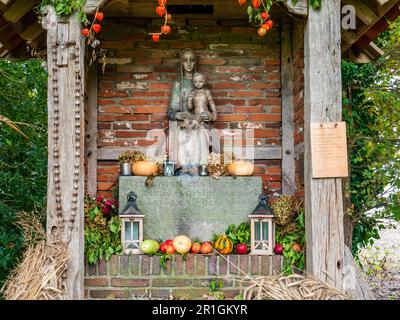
[85,66,98,197]
[42,6,85,299]
[281,19,296,195]
[304,1,345,289]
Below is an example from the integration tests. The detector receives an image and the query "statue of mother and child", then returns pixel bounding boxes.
[167,48,218,174]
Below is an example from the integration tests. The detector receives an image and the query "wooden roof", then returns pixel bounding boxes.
[0,0,399,62]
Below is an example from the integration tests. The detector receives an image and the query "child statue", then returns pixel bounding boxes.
[183,72,217,130]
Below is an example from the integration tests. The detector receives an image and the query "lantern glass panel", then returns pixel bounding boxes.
[262,221,268,240]
[124,221,132,241]
[255,221,260,241]
[132,221,139,240]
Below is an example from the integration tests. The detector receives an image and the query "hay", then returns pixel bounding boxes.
[0,211,69,300]
[213,248,348,300]
[239,273,348,300]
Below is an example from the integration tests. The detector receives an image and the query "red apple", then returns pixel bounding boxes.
[274,243,283,255]
[191,242,201,254]
[200,241,213,254]
[160,242,168,253]
[236,243,248,254]
[165,239,173,246]
[165,245,175,255]
[291,243,302,253]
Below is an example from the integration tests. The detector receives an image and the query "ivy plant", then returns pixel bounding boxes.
[39,0,88,22]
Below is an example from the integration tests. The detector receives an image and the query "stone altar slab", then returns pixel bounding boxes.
[119,176,262,241]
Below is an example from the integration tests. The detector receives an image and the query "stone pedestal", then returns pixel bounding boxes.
[119,176,262,241]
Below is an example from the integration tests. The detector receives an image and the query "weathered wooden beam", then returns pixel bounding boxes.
[344,246,375,299]
[83,0,107,14]
[3,0,37,23]
[304,0,345,290]
[98,146,283,161]
[42,6,85,300]
[85,65,98,197]
[281,18,296,195]
[20,21,43,41]
[283,0,308,17]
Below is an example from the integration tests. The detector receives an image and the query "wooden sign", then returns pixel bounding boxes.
[310,122,349,178]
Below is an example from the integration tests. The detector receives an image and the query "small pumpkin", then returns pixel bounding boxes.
[227,160,254,176]
[214,235,233,255]
[173,235,192,254]
[132,161,158,176]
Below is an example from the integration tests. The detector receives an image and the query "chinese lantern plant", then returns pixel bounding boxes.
[150,0,173,42]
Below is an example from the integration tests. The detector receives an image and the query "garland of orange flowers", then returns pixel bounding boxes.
[149,0,172,42]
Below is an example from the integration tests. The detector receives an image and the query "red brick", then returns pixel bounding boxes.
[113,122,132,130]
[98,115,116,122]
[96,191,113,199]
[198,58,226,65]
[218,256,227,275]
[116,114,149,121]
[152,278,192,287]
[99,106,132,114]
[135,106,167,113]
[132,122,165,130]
[254,129,280,138]
[97,182,115,191]
[142,255,151,276]
[249,82,280,90]
[247,98,281,106]
[97,167,119,175]
[98,90,128,98]
[234,106,264,113]
[84,277,109,286]
[151,114,168,121]
[115,131,148,138]
[211,82,246,90]
[98,99,116,106]
[174,255,183,276]
[261,174,282,182]
[150,83,173,90]
[111,278,150,287]
[229,90,263,98]
[169,41,206,49]
[215,66,247,73]
[266,167,281,174]
[102,41,133,49]
[248,114,281,122]
[269,182,282,189]
[251,255,261,275]
[186,254,194,275]
[90,289,129,299]
[97,175,116,182]
[214,99,246,106]
[264,59,281,66]
[131,91,166,97]
[98,123,112,130]
[120,99,149,106]
[239,255,249,275]
[216,114,247,122]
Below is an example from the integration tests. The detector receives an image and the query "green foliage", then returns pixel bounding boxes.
[275,210,306,272]
[38,0,88,22]
[159,253,172,270]
[342,19,400,254]
[0,60,47,289]
[224,223,251,246]
[84,196,122,264]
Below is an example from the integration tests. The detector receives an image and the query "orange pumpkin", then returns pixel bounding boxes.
[227,160,254,176]
[132,161,158,176]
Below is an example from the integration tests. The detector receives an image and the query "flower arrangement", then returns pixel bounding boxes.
[118,150,146,163]
[84,195,122,264]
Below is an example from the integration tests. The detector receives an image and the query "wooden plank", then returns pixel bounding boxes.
[284,0,308,17]
[3,0,37,23]
[97,146,283,161]
[304,0,345,290]
[344,246,375,300]
[42,6,85,300]
[342,0,378,25]
[342,0,399,52]
[83,0,107,14]
[20,21,43,41]
[85,65,98,197]
[281,18,296,195]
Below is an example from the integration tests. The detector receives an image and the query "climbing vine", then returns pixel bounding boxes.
[38,0,88,22]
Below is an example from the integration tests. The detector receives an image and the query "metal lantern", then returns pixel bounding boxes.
[249,194,275,255]
[120,191,144,254]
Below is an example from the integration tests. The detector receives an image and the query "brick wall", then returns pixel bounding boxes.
[85,254,283,300]
[293,20,305,198]
[95,18,283,199]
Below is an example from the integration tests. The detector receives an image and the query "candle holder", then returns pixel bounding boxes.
[198,164,208,176]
